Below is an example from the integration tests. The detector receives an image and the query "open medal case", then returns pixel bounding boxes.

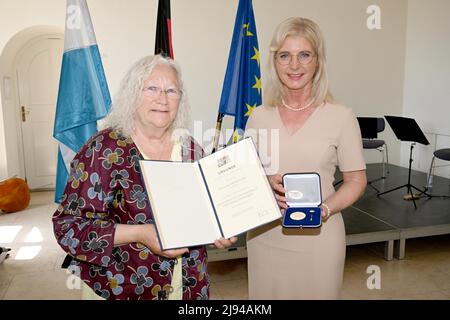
[282,173,322,228]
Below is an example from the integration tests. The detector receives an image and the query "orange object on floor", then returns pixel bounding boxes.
[0,177,31,213]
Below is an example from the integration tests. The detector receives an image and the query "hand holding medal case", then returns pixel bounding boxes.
[282,173,322,228]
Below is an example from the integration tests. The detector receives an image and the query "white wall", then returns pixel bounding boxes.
[174,0,408,161]
[402,0,450,179]
[1,0,410,180]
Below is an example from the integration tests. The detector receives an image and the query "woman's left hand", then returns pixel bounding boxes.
[320,205,331,221]
[213,237,238,249]
[268,174,288,210]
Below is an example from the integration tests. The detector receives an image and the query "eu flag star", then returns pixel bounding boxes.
[245,103,257,117]
[243,23,254,36]
[232,129,243,143]
[252,76,261,96]
[251,47,260,67]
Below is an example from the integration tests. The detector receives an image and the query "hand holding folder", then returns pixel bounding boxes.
[139,138,282,250]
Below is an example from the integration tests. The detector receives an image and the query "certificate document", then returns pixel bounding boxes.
[139,138,281,250]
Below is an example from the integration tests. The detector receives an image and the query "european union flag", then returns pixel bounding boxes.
[218,0,262,142]
[53,0,111,203]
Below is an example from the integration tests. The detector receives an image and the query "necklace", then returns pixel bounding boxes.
[281,98,314,112]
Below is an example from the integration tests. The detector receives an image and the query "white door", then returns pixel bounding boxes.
[16,36,63,190]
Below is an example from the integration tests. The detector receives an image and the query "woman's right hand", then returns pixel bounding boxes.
[268,174,288,210]
[138,224,188,259]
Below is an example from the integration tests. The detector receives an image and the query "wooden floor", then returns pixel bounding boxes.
[1,167,450,300]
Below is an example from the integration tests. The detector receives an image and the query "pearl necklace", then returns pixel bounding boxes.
[281,98,314,112]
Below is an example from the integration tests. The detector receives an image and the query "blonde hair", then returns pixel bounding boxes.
[265,17,333,108]
[101,54,190,137]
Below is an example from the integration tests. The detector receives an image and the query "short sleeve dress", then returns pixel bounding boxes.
[245,102,366,299]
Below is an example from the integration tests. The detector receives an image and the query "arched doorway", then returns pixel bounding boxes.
[0,26,63,190]
[16,35,63,189]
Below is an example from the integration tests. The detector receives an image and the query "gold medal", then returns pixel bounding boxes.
[290,211,306,221]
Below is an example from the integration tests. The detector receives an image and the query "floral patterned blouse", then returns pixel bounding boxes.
[52,128,210,300]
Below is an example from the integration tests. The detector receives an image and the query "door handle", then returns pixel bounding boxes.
[21,106,29,122]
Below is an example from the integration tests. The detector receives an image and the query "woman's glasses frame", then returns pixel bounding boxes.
[274,51,316,66]
[142,85,182,100]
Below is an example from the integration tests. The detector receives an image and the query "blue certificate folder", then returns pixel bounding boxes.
[282,173,322,228]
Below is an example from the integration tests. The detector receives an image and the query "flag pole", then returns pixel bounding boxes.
[211,112,224,154]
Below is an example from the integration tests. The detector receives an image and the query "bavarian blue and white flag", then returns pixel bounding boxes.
[53,0,111,203]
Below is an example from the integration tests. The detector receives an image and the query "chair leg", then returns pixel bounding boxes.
[378,144,389,179]
[365,146,388,191]
[426,156,436,190]
[381,147,386,179]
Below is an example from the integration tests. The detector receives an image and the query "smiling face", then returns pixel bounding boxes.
[134,64,181,134]
[275,35,318,93]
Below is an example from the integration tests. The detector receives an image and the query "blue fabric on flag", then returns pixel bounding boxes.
[55,145,72,203]
[53,2,111,203]
[218,0,262,141]
[54,46,110,151]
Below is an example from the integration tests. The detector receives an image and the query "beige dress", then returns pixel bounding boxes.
[245,102,366,300]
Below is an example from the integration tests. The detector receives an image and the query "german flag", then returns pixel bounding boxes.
[154,0,174,58]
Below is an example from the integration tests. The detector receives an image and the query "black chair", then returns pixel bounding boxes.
[426,148,450,189]
[357,117,389,192]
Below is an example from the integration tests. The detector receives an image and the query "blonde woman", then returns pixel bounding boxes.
[246,17,367,299]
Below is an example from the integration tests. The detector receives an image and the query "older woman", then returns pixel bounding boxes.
[245,18,367,299]
[53,54,236,300]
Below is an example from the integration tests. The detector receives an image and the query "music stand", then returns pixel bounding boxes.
[377,116,431,208]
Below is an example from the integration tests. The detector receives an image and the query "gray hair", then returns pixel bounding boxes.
[101,54,191,137]
[265,17,333,108]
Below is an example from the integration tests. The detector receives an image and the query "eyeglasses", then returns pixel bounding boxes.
[143,85,182,100]
[275,51,316,65]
